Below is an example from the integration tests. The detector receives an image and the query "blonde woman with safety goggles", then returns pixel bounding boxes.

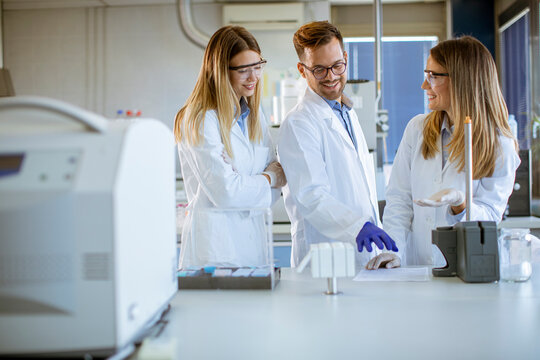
[371,36,520,269]
[174,26,286,269]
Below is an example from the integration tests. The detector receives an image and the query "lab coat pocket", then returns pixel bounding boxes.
[190,210,235,266]
[252,146,270,175]
[190,209,268,267]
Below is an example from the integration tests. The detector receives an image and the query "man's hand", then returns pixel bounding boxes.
[355,222,398,252]
[365,253,401,270]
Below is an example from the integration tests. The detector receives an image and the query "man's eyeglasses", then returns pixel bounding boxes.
[300,61,347,80]
[424,70,449,87]
[229,59,267,80]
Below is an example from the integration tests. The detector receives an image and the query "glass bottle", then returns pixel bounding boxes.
[499,228,532,282]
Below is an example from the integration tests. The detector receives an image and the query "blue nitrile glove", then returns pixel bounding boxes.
[355,222,398,252]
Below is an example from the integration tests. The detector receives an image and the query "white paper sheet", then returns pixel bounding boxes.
[353,267,430,282]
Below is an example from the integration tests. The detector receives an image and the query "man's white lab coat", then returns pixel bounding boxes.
[278,86,380,267]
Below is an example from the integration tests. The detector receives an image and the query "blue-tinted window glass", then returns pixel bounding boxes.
[501,13,530,149]
[345,38,436,163]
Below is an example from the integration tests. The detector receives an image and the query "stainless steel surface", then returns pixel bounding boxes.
[465,117,473,221]
[373,0,382,106]
[325,277,339,295]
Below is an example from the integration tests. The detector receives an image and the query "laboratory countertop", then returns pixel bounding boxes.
[148,266,540,360]
[500,216,540,228]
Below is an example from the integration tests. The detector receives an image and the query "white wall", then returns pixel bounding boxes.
[5,8,89,107]
[3,2,330,131]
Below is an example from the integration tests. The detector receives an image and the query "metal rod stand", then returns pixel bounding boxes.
[324,277,341,295]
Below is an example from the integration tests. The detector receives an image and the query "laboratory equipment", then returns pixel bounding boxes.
[506,149,531,216]
[432,221,499,282]
[499,228,536,282]
[347,79,386,199]
[348,80,376,151]
[432,116,500,283]
[0,96,178,357]
[296,242,355,295]
[280,73,298,123]
[177,266,281,290]
[272,74,306,125]
[465,116,473,220]
[177,208,280,289]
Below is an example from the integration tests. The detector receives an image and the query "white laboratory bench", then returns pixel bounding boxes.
[148,265,540,360]
[501,216,540,237]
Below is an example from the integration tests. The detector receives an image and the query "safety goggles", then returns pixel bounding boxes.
[301,61,347,80]
[424,70,449,87]
[229,59,267,80]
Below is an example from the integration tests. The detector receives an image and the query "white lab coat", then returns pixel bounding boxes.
[178,109,280,268]
[277,86,381,267]
[383,113,521,265]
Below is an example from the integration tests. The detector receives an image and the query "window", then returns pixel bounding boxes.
[345,37,438,163]
[500,10,530,149]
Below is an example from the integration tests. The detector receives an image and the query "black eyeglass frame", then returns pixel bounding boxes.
[229,59,267,71]
[300,61,348,80]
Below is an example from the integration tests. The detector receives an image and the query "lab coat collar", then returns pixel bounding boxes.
[302,87,357,152]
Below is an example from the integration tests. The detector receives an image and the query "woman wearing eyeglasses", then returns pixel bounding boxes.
[374,35,520,268]
[174,26,286,268]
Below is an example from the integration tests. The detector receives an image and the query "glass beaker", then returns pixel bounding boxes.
[499,228,532,282]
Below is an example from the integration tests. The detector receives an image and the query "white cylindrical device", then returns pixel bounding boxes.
[464,116,473,221]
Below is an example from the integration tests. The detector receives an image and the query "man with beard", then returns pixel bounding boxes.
[277,21,400,270]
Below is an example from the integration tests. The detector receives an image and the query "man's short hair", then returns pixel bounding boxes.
[293,21,344,61]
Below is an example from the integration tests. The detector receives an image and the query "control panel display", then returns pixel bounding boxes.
[0,153,24,177]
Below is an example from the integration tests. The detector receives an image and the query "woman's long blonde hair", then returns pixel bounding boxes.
[174,26,263,157]
[422,36,518,179]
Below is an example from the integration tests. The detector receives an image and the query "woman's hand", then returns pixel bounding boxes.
[263,161,287,188]
[221,149,237,172]
[414,188,465,214]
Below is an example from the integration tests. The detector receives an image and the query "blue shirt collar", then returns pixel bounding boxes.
[236,97,250,134]
[239,97,250,119]
[322,94,353,112]
[441,115,454,135]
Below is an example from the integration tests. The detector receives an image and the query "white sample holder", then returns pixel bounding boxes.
[296,242,355,295]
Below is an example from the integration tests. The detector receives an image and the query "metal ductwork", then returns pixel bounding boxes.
[176,0,209,50]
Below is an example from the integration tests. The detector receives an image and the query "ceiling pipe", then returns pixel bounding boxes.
[176,0,209,50]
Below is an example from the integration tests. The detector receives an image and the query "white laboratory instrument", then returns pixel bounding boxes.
[0,96,178,357]
[272,75,306,125]
[296,242,355,294]
[348,80,386,200]
[348,80,376,151]
[280,75,299,123]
